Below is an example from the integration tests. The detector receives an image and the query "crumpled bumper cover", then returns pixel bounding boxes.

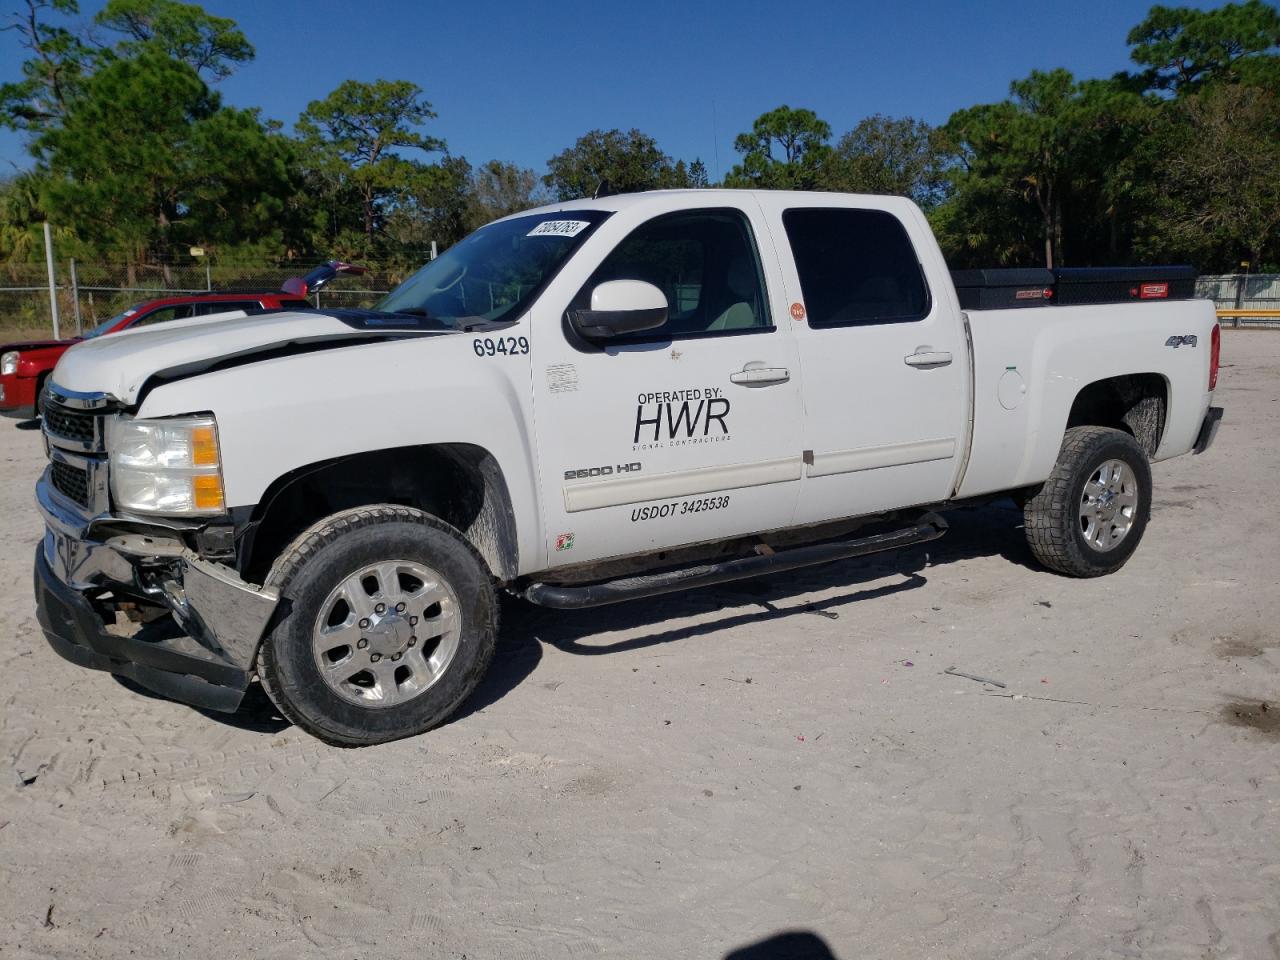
[34,545,251,711]
[34,472,282,714]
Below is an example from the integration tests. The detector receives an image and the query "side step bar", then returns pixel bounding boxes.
[522,512,948,610]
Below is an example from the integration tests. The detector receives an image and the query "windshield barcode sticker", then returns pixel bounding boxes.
[527,220,590,238]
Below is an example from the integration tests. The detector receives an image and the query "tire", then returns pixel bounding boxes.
[1023,426,1152,577]
[34,375,49,419]
[257,505,498,746]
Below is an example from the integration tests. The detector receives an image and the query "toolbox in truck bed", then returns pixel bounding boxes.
[1052,266,1197,305]
[950,269,1056,310]
[950,265,1198,310]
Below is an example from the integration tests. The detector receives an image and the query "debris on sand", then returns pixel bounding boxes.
[944,666,1007,689]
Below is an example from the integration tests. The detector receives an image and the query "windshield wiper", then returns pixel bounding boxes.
[393,307,431,318]
[456,316,501,332]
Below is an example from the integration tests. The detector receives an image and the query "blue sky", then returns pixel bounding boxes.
[1,0,1197,178]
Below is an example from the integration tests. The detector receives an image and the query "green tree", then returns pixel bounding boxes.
[35,51,294,271]
[0,172,47,266]
[1,0,254,137]
[686,158,710,188]
[296,79,445,253]
[1135,83,1280,269]
[382,155,474,259]
[469,159,548,227]
[544,128,690,200]
[939,70,1144,268]
[94,0,254,81]
[724,105,831,189]
[824,115,950,206]
[1127,0,1280,94]
[0,0,91,133]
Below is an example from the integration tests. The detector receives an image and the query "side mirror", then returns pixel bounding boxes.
[571,280,667,340]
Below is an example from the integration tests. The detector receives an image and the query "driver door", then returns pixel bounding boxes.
[529,203,806,567]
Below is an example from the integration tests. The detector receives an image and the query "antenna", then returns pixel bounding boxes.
[712,100,720,183]
[593,179,615,199]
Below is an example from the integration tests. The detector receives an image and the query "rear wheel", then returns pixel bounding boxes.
[257,505,497,746]
[1023,426,1152,577]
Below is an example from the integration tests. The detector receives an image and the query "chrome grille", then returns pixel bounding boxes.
[50,460,90,508]
[42,385,112,515]
[43,404,98,445]
[42,385,112,455]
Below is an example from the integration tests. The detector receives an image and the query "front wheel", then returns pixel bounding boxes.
[257,505,498,746]
[1023,426,1152,577]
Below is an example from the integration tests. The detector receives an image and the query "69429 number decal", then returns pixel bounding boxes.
[473,336,529,357]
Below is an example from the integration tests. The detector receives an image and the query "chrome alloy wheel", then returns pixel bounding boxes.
[311,560,461,707]
[1079,459,1140,552]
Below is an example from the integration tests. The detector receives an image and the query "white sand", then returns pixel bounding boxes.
[1,332,1276,959]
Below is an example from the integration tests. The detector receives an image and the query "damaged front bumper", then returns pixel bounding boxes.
[34,472,279,712]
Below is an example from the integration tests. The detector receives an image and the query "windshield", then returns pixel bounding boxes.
[376,211,609,328]
[80,306,139,339]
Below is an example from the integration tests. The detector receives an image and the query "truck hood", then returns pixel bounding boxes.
[50,309,447,405]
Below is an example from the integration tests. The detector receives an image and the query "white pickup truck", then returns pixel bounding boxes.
[34,190,1224,745]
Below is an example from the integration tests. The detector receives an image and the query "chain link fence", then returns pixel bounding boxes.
[3,261,1278,338]
[0,259,421,337]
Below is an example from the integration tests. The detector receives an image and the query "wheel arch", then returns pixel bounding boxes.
[1064,372,1169,458]
[237,443,519,585]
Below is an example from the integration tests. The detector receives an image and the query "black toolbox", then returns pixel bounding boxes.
[1052,266,1197,305]
[950,268,1056,310]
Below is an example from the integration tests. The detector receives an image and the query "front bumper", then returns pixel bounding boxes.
[1193,405,1224,454]
[34,472,280,713]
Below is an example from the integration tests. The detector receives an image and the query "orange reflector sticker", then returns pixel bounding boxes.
[192,473,224,511]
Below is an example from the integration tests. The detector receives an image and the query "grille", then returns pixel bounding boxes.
[50,460,91,508]
[43,404,98,445]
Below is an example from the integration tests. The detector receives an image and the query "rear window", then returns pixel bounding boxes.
[782,208,930,328]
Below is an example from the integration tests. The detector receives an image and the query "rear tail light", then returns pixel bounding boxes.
[1209,323,1221,390]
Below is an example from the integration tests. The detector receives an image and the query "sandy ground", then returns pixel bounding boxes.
[1,333,1277,960]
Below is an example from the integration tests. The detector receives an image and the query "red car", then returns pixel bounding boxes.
[0,292,308,417]
[1,262,363,418]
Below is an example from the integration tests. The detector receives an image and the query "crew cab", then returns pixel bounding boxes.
[32,191,1223,745]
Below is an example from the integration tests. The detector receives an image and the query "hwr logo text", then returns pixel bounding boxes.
[633,387,730,444]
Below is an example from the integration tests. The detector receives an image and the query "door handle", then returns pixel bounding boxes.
[904,350,953,368]
[730,364,790,386]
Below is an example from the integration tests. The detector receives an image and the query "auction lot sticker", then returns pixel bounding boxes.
[528,220,591,238]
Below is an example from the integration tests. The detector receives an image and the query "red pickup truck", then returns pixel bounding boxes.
[1,262,366,418]
[1,291,312,418]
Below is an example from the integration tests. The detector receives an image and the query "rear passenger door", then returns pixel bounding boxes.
[759,197,969,525]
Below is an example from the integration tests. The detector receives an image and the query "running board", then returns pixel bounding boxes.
[522,512,948,610]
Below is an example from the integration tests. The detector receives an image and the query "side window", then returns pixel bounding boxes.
[192,300,259,316]
[782,208,930,328]
[578,208,772,341]
[131,306,187,327]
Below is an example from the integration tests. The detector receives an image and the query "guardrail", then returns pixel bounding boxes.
[1216,308,1280,329]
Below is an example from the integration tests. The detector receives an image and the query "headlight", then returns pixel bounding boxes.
[107,415,226,515]
[1,351,18,375]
